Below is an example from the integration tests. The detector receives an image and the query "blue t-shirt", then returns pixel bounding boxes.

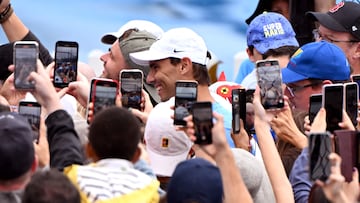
[234,58,255,84]
[212,101,234,147]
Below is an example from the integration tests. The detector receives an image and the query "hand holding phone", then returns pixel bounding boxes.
[18,101,41,143]
[87,78,119,124]
[14,41,39,90]
[255,59,284,110]
[54,41,79,88]
[309,132,332,181]
[192,102,213,145]
[174,80,198,126]
[120,69,143,110]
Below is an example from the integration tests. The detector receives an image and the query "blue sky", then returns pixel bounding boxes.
[3,0,257,80]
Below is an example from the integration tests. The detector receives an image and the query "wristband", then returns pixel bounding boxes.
[0,4,13,24]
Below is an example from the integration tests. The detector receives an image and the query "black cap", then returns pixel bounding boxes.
[307,1,360,40]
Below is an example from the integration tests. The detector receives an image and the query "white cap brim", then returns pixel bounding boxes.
[147,146,189,177]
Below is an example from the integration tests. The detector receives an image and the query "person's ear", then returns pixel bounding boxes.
[354,42,360,58]
[246,47,256,62]
[85,143,98,162]
[130,146,141,163]
[179,57,192,74]
[31,155,39,173]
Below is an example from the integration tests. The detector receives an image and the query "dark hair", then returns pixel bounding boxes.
[88,107,141,160]
[22,169,80,203]
[262,45,299,59]
[169,57,210,86]
[308,184,330,203]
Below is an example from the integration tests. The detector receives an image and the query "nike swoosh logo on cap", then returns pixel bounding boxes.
[173,49,184,53]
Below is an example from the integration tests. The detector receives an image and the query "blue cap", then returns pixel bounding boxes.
[167,158,223,203]
[247,12,299,54]
[282,41,350,84]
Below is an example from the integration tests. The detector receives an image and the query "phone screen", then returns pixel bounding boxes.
[54,41,78,88]
[14,41,39,90]
[18,101,41,143]
[192,102,213,145]
[232,88,246,133]
[308,94,322,125]
[174,81,198,126]
[323,84,343,133]
[256,60,284,110]
[309,132,331,181]
[120,70,143,110]
[345,82,358,127]
[89,79,118,121]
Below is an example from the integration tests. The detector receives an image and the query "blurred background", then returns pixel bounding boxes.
[2,0,258,81]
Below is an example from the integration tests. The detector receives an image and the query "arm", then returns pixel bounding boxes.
[0,2,53,65]
[27,60,84,170]
[46,109,84,170]
[253,88,294,203]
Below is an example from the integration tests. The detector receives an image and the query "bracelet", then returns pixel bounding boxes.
[0,4,13,24]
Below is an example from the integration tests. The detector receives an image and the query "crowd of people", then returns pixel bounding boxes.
[0,0,360,202]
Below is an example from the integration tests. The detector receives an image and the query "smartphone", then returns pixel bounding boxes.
[13,41,39,90]
[322,84,344,133]
[87,78,119,123]
[256,59,284,110]
[309,132,332,181]
[174,80,198,126]
[192,102,213,145]
[18,101,41,143]
[351,74,360,96]
[308,94,322,125]
[53,41,79,88]
[232,88,246,133]
[120,69,143,110]
[344,82,358,127]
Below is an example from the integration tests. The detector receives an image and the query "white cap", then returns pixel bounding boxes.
[101,20,164,44]
[144,97,193,177]
[130,27,208,66]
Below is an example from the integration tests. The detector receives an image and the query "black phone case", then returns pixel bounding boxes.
[192,102,213,145]
[174,81,197,126]
[309,132,332,181]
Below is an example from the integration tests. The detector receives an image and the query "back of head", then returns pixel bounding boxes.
[247,12,299,54]
[0,43,14,82]
[281,40,351,84]
[88,106,141,161]
[0,112,34,181]
[144,99,193,177]
[231,148,275,203]
[167,158,223,203]
[22,169,80,203]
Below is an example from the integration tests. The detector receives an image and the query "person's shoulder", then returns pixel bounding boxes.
[241,70,257,89]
